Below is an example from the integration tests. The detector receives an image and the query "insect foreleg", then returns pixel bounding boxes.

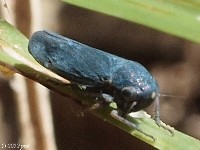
[111,110,156,142]
[153,96,174,136]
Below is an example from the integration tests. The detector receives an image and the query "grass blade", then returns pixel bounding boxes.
[63,0,200,43]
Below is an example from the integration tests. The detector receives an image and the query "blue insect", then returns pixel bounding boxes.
[28,31,172,140]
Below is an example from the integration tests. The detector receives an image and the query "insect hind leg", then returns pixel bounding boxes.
[87,93,114,112]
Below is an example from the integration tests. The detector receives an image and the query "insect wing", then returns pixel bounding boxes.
[28,31,119,86]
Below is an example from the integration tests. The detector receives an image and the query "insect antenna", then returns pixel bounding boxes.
[158,93,185,99]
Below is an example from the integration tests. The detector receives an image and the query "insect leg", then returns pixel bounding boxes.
[87,93,114,111]
[70,84,114,110]
[153,96,174,136]
[111,110,156,141]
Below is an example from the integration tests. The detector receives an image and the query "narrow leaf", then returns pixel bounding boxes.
[63,0,200,43]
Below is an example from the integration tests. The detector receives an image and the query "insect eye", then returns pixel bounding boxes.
[121,86,138,100]
[121,87,136,99]
[121,88,132,98]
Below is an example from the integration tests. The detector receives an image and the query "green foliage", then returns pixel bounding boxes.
[63,0,200,43]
